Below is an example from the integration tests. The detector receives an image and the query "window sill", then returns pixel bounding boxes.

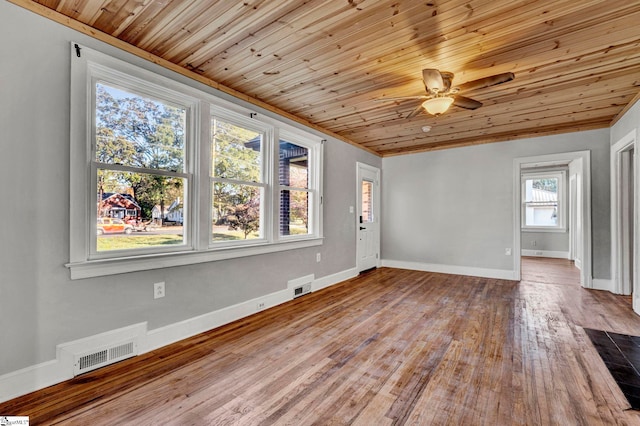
[521,227,567,233]
[66,237,323,280]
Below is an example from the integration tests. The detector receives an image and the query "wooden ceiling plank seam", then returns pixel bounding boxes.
[282,47,640,117]
[230,0,632,106]
[359,103,627,147]
[123,0,202,49]
[183,0,378,73]
[109,0,162,38]
[48,0,106,24]
[159,0,299,64]
[275,32,640,125]
[363,106,622,144]
[464,19,640,72]
[227,0,598,89]
[325,93,630,136]
[378,121,610,156]
[369,114,616,149]
[199,0,351,63]
[468,0,640,55]
[115,0,181,43]
[151,1,269,60]
[310,61,640,126]
[143,1,244,55]
[17,0,640,156]
[90,0,149,36]
[251,7,640,105]
[345,92,636,141]
[34,0,59,8]
[328,95,630,136]
[199,0,470,80]
[212,0,521,86]
[215,0,524,89]
[7,0,380,157]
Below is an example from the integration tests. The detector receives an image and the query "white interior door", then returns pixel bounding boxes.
[357,163,380,272]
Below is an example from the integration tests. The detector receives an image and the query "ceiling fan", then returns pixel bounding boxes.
[377,69,515,118]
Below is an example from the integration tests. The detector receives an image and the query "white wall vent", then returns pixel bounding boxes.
[293,283,311,298]
[288,274,314,299]
[73,339,137,376]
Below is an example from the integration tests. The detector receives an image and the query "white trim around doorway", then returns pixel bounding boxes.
[610,129,638,299]
[513,151,592,288]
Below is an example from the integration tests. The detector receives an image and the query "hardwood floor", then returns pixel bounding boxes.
[521,256,581,286]
[3,262,640,425]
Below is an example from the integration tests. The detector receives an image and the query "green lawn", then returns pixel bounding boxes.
[97,234,184,251]
[98,223,309,251]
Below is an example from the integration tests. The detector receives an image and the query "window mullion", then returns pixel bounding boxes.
[94,162,189,179]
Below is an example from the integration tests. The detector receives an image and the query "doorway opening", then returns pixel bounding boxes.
[513,151,592,288]
[611,130,638,313]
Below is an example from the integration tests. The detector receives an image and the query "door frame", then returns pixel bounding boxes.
[513,150,592,287]
[611,129,638,300]
[356,162,381,272]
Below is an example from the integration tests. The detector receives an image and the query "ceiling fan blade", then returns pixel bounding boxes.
[422,69,444,92]
[455,72,515,92]
[375,95,430,102]
[440,71,454,92]
[405,103,425,119]
[453,95,482,110]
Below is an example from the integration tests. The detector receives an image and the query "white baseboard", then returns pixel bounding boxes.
[145,288,291,352]
[521,249,570,259]
[592,278,614,292]
[0,359,67,404]
[0,267,354,403]
[381,259,518,281]
[313,267,358,291]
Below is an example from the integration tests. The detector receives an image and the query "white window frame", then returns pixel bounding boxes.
[276,129,323,241]
[209,107,273,248]
[68,43,323,279]
[89,71,197,260]
[521,170,566,232]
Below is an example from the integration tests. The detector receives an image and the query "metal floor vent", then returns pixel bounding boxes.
[293,283,311,298]
[74,339,137,376]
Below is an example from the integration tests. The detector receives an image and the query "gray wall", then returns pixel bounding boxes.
[381,129,611,278]
[0,2,380,375]
[521,231,569,252]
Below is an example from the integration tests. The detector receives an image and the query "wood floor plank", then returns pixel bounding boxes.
[2,259,640,425]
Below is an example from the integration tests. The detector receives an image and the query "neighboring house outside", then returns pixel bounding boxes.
[166,198,184,224]
[152,198,184,225]
[98,193,141,220]
[524,187,558,227]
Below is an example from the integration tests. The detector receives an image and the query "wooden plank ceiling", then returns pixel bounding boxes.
[15,0,640,156]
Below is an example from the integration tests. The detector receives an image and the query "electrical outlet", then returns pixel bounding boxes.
[256,301,266,311]
[349,206,354,213]
[316,253,321,262]
[505,248,512,256]
[154,282,165,299]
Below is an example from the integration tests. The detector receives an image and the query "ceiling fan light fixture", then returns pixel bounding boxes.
[421,96,454,115]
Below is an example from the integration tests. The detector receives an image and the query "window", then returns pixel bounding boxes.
[521,171,566,230]
[279,135,317,237]
[93,82,190,255]
[361,180,373,223]
[69,44,322,278]
[211,115,268,244]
